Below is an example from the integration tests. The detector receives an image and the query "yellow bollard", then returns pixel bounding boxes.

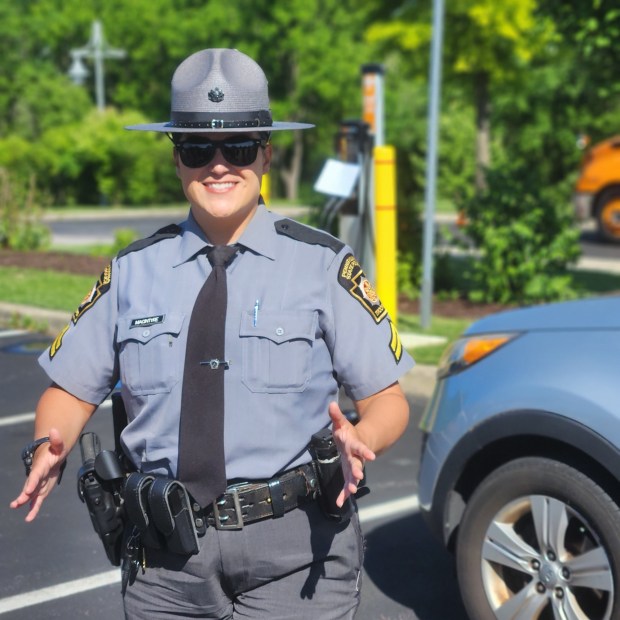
[260,172,270,205]
[374,145,397,321]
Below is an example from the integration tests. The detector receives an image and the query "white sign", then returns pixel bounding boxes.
[314,159,360,198]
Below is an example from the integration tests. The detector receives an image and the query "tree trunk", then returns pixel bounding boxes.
[279,131,304,201]
[474,70,491,192]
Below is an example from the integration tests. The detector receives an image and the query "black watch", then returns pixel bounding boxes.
[21,437,68,483]
[21,437,51,476]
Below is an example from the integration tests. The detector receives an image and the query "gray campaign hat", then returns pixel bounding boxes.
[125,48,314,133]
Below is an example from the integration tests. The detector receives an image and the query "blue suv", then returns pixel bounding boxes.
[418,295,620,620]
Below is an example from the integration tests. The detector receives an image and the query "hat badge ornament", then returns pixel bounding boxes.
[208,87,224,103]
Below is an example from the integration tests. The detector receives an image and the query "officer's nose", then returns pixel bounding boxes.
[208,147,231,170]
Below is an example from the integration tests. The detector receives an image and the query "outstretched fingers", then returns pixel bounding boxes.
[9,427,66,522]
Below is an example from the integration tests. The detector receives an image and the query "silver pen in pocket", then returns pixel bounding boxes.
[253,299,260,327]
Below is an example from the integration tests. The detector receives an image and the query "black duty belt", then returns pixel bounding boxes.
[202,463,319,530]
[123,464,321,557]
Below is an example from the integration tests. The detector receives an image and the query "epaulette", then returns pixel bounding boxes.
[117,223,182,259]
[274,218,344,254]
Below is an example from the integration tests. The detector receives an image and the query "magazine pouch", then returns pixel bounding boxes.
[123,472,163,549]
[148,478,200,556]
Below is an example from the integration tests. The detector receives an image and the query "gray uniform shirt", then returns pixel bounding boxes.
[40,205,414,480]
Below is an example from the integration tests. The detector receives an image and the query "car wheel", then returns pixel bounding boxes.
[596,188,620,242]
[456,457,620,620]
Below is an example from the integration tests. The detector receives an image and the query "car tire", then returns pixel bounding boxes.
[456,457,620,620]
[596,188,620,243]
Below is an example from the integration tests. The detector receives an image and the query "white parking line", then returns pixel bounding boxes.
[0,330,28,339]
[0,400,112,428]
[0,412,35,427]
[0,570,121,614]
[0,494,420,614]
[358,494,420,523]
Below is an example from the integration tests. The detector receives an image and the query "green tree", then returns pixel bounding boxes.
[368,0,554,190]
[0,0,388,203]
[0,1,94,138]
[538,0,620,101]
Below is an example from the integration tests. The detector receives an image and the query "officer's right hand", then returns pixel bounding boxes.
[10,427,67,522]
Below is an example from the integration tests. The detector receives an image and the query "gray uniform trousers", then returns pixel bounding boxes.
[123,500,365,619]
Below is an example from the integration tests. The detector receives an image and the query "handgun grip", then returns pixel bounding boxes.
[79,432,102,468]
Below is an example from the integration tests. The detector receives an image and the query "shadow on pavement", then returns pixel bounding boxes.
[363,512,469,620]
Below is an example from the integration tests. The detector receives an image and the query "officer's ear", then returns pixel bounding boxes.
[262,143,272,175]
[173,147,182,178]
[169,133,183,178]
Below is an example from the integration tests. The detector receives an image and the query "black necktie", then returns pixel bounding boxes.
[178,244,238,507]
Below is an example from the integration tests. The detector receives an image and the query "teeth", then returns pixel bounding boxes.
[206,182,234,190]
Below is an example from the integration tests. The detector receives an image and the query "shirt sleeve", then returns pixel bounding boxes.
[38,259,119,405]
[325,247,415,401]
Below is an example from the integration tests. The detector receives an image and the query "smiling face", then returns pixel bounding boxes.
[173,132,272,244]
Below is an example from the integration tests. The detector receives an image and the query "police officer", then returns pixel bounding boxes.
[11,48,413,619]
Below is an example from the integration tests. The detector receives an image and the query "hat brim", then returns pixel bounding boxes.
[125,121,314,133]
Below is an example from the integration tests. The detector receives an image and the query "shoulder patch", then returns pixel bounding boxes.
[338,253,387,324]
[274,219,345,254]
[388,319,403,363]
[72,262,112,325]
[49,324,70,360]
[117,223,182,259]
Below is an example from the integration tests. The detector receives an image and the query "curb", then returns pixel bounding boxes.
[0,302,70,335]
[400,363,438,399]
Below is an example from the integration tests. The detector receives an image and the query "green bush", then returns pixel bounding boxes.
[0,168,50,250]
[460,162,581,304]
[0,109,181,207]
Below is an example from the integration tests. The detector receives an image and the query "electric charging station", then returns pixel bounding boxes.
[314,63,397,316]
[315,120,373,275]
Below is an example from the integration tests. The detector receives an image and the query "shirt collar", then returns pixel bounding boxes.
[174,211,211,267]
[174,203,277,266]
[236,203,277,260]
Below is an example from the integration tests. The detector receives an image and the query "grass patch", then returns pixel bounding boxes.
[0,266,93,312]
[398,312,472,366]
[570,269,620,294]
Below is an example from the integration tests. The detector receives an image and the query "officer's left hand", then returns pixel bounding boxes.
[328,402,376,507]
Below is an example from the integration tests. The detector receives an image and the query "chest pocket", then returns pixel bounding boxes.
[117,313,185,395]
[240,310,317,393]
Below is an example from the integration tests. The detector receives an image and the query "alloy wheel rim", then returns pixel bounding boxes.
[480,494,614,619]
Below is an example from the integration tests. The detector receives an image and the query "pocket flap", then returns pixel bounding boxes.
[240,311,316,344]
[118,313,185,344]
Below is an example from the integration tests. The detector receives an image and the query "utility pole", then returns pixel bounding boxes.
[420,0,445,329]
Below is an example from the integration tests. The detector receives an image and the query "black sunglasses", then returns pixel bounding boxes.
[173,136,268,168]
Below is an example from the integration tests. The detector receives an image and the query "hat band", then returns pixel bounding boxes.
[167,110,273,129]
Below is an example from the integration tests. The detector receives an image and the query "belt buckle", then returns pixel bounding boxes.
[212,488,244,530]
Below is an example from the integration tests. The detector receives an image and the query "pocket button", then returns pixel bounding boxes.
[275,327,285,336]
[142,329,151,338]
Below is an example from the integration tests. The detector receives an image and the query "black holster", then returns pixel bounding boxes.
[309,428,355,522]
[77,432,126,565]
[77,391,130,566]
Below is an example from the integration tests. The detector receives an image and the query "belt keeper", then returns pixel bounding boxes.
[267,478,285,518]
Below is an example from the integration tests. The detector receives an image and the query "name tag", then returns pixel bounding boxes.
[130,315,165,328]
